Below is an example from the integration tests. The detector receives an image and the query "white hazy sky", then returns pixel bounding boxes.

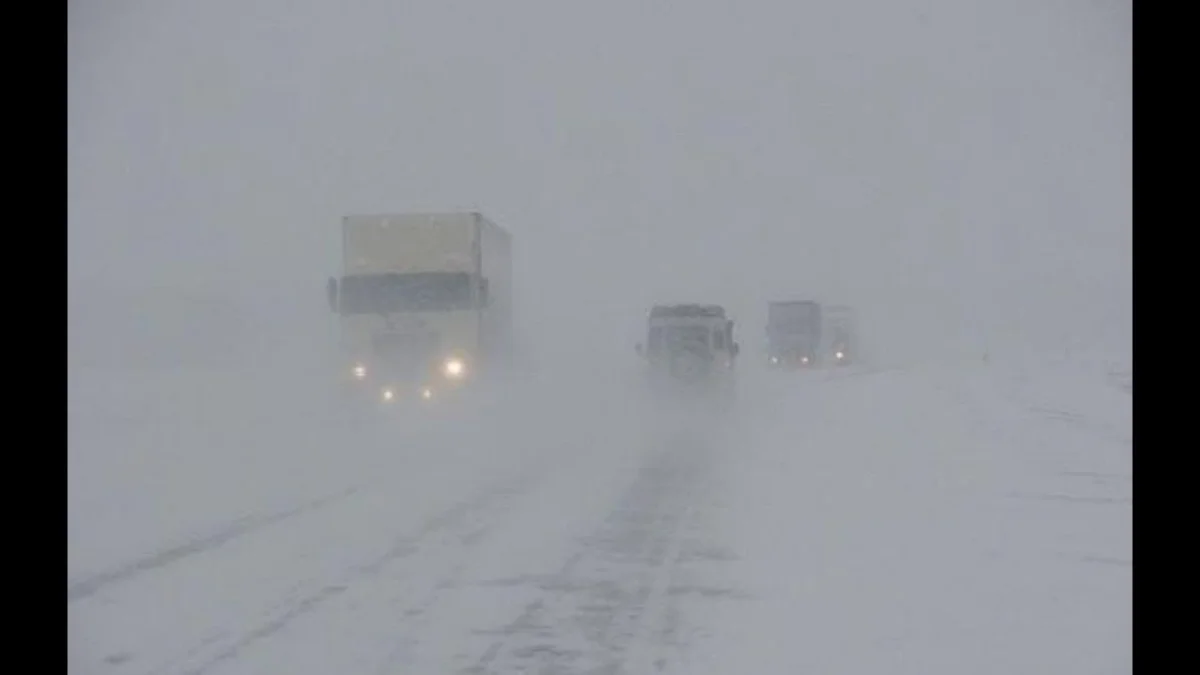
[68,0,1131,365]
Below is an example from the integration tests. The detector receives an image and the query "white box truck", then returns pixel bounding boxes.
[765,300,822,368]
[326,212,512,404]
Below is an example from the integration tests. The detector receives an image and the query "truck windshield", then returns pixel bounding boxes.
[339,272,475,314]
[648,324,710,355]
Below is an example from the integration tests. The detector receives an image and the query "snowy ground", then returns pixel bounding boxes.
[68,354,1130,674]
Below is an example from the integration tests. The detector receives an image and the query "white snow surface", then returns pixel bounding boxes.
[68,354,1130,674]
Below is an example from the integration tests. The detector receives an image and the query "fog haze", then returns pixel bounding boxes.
[68,4,1132,671]
[69,0,1130,366]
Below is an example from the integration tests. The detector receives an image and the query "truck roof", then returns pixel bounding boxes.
[343,211,507,230]
[650,304,727,319]
[344,211,485,220]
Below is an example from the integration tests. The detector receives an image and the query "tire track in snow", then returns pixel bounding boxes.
[617,499,696,675]
[1008,490,1131,506]
[1059,470,1131,480]
[68,485,363,603]
[464,438,714,674]
[818,364,895,381]
[369,513,520,675]
[148,466,548,675]
[1025,405,1131,446]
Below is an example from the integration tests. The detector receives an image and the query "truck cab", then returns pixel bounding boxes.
[824,305,858,366]
[636,304,739,399]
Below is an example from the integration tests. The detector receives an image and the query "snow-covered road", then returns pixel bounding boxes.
[68,358,1130,674]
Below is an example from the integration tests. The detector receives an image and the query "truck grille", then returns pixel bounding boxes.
[372,332,439,378]
[668,351,712,379]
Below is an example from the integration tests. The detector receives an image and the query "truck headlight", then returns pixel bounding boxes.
[353,364,367,379]
[443,358,465,378]
[381,387,395,402]
[835,351,844,360]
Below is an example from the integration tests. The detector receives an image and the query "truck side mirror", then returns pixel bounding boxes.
[326,277,338,313]
[635,342,644,356]
[733,342,740,356]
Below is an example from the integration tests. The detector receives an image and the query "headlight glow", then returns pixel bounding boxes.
[443,358,465,378]
[801,356,809,364]
[836,351,844,360]
[353,364,366,379]
[381,388,394,401]
[421,387,433,400]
